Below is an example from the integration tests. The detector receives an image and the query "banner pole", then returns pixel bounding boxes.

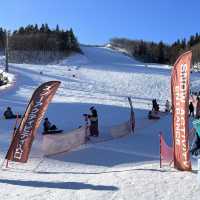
[6,113,19,168]
[84,115,89,143]
[128,97,135,134]
[159,132,162,168]
[5,159,9,168]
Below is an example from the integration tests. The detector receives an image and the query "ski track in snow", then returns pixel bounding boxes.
[0,45,200,199]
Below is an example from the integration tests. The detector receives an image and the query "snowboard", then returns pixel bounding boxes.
[42,129,63,135]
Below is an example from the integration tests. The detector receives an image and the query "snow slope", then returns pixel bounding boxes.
[0,46,200,200]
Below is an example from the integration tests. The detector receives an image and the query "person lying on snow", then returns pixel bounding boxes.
[148,111,160,120]
[3,107,22,119]
[42,117,63,135]
[84,106,99,137]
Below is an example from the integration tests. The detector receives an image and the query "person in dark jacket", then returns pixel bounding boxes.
[189,102,194,117]
[152,99,159,112]
[3,107,21,119]
[43,117,58,134]
[190,130,200,157]
[88,106,99,137]
[196,97,200,119]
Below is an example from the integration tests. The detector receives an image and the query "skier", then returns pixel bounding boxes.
[148,111,160,120]
[87,106,99,137]
[165,100,171,112]
[43,117,62,134]
[189,102,194,118]
[196,97,200,119]
[3,107,21,119]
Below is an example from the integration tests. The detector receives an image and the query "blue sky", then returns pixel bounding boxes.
[0,0,199,45]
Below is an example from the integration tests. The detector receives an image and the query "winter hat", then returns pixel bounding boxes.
[90,106,94,110]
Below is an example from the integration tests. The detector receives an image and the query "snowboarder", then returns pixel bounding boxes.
[3,107,21,119]
[148,111,160,120]
[43,117,62,134]
[152,99,159,112]
[189,102,194,118]
[196,97,200,119]
[165,100,171,112]
[87,106,99,137]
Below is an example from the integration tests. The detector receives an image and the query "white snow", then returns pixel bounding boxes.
[0,45,200,200]
[0,68,15,91]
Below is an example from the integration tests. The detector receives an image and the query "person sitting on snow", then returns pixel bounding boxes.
[3,107,21,119]
[148,111,160,120]
[43,117,61,134]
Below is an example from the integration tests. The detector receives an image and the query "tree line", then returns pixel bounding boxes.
[110,34,200,65]
[0,24,80,54]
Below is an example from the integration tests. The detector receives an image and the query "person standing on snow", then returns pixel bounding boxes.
[88,106,99,137]
[152,99,159,112]
[196,97,200,119]
[165,100,171,112]
[189,102,194,118]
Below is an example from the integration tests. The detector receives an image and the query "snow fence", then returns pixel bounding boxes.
[42,98,134,156]
[160,133,173,168]
[43,119,133,156]
[110,120,131,138]
[42,126,86,156]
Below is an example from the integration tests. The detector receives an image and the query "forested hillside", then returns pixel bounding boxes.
[110,34,200,65]
[0,24,81,63]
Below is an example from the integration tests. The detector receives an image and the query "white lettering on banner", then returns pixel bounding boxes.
[174,63,189,167]
[14,84,54,160]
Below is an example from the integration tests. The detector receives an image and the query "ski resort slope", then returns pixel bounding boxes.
[0,46,200,200]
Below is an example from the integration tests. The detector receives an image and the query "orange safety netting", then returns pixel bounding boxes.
[160,133,173,167]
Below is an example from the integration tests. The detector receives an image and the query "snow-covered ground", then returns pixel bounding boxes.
[0,45,200,200]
